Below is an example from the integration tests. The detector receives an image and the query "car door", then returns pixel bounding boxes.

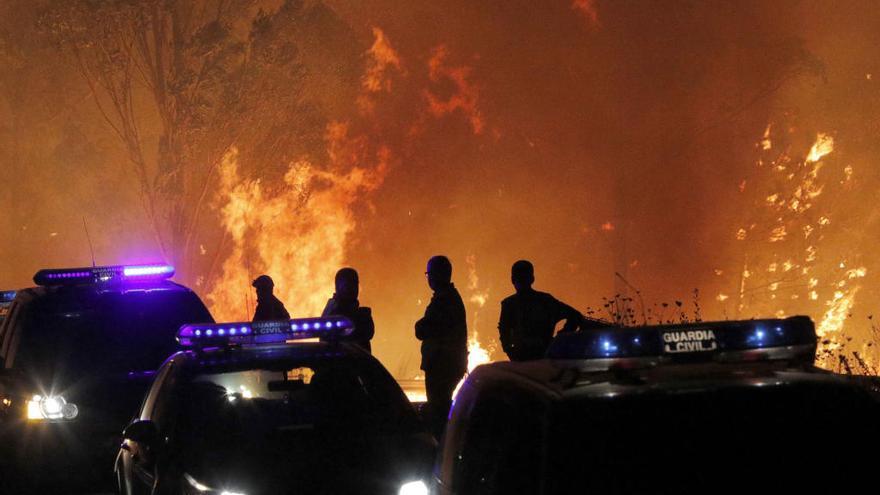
[121,358,179,495]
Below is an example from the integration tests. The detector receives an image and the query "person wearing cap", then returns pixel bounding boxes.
[251,275,291,322]
[415,255,468,436]
[498,260,584,361]
[321,267,375,353]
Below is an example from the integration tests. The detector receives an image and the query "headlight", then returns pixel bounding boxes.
[399,480,429,495]
[26,394,79,421]
[184,473,246,495]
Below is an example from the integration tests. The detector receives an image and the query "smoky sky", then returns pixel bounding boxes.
[3,0,880,372]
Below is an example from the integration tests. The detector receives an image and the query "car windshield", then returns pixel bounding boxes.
[176,357,416,469]
[545,382,880,492]
[13,288,211,376]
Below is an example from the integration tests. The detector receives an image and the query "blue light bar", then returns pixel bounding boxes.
[33,264,175,286]
[177,317,355,348]
[0,290,15,303]
[547,316,817,365]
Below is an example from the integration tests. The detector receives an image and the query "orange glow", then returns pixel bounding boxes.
[425,45,484,135]
[806,133,834,163]
[206,124,389,321]
[572,0,600,28]
[362,27,402,94]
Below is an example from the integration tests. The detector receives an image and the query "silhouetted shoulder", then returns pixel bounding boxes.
[501,294,518,306]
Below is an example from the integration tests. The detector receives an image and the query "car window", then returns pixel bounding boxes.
[547,382,880,493]
[174,357,415,464]
[140,360,180,431]
[9,289,210,376]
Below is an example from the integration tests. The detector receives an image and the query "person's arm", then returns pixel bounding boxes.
[415,297,444,341]
[498,301,512,352]
[252,302,265,322]
[354,307,375,341]
[277,298,291,320]
[553,297,583,333]
[321,298,336,317]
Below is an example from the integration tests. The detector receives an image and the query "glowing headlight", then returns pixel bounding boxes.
[184,473,246,495]
[399,480,429,495]
[26,394,78,421]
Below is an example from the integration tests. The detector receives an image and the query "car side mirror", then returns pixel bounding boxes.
[123,419,159,447]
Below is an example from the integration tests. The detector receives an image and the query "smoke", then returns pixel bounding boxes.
[3,0,880,376]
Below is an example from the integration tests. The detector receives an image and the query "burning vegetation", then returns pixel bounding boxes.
[2,1,880,378]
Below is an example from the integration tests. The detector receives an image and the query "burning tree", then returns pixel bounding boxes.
[723,125,875,369]
[40,0,319,280]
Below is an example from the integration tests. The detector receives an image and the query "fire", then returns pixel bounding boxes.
[727,126,878,370]
[760,124,772,150]
[448,256,496,401]
[571,0,600,28]
[206,124,389,321]
[467,331,492,372]
[464,254,493,371]
[806,133,834,163]
[425,45,484,135]
[450,333,492,403]
[362,27,402,93]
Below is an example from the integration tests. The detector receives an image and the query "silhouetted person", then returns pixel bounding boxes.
[321,267,375,353]
[252,275,291,322]
[415,256,468,437]
[498,260,583,361]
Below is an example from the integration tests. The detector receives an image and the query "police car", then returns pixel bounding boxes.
[116,317,435,495]
[0,264,212,491]
[435,316,880,494]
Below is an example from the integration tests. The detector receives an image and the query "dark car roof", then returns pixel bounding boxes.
[173,341,374,374]
[466,359,875,402]
[13,280,196,300]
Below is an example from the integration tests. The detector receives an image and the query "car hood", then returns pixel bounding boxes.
[185,429,432,495]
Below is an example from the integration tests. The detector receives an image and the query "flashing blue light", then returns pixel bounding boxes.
[600,338,619,355]
[746,327,771,347]
[123,265,175,277]
[547,316,816,364]
[177,317,355,348]
[0,290,15,304]
[34,264,175,286]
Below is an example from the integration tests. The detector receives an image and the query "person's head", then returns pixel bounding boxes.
[426,255,453,291]
[334,267,359,300]
[511,260,535,292]
[252,274,275,299]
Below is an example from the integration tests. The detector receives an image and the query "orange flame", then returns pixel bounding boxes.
[425,45,484,135]
[206,124,389,321]
[806,133,834,163]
